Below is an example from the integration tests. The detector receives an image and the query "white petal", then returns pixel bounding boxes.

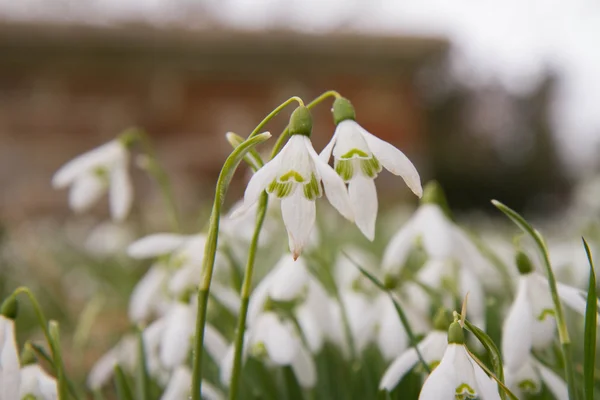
[418,345,456,400]
[160,303,194,369]
[232,153,282,218]
[359,126,422,197]
[52,140,124,188]
[296,305,324,353]
[127,234,188,259]
[210,283,241,316]
[501,277,533,369]
[556,280,588,316]
[204,324,228,364]
[281,192,316,259]
[306,139,354,221]
[470,358,501,400]
[20,365,58,400]
[253,313,299,365]
[527,274,557,350]
[268,255,310,301]
[459,267,486,328]
[376,296,408,361]
[291,346,317,388]
[348,175,378,241]
[68,173,106,213]
[381,217,418,274]
[0,317,21,400]
[87,346,120,389]
[160,366,191,400]
[129,266,169,322]
[418,331,448,364]
[318,127,339,163]
[201,381,225,400]
[342,292,377,354]
[109,162,133,221]
[535,360,569,400]
[168,265,198,296]
[419,205,455,259]
[379,348,419,391]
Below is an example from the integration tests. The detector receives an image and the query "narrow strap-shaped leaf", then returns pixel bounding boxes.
[114,365,135,400]
[135,328,150,400]
[583,238,597,400]
[465,348,518,400]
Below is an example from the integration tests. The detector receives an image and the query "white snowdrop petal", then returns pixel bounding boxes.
[318,128,338,163]
[556,281,589,316]
[418,345,456,400]
[470,358,501,400]
[160,303,194,369]
[381,218,417,273]
[201,380,225,400]
[127,233,188,259]
[268,256,310,301]
[342,292,377,354]
[359,126,422,197]
[527,274,557,350]
[210,283,242,316]
[52,140,124,188]
[233,152,282,218]
[291,346,317,388]
[459,267,486,329]
[502,277,533,369]
[281,192,316,259]
[379,348,419,391]
[68,173,106,213]
[419,205,455,259]
[109,162,133,221]
[376,296,408,361]
[535,360,569,400]
[418,331,448,363]
[296,305,324,353]
[160,366,191,400]
[254,313,299,365]
[0,317,21,400]
[168,265,198,296]
[348,175,378,241]
[306,139,354,222]
[204,324,228,364]
[87,348,119,389]
[19,364,58,400]
[129,266,169,322]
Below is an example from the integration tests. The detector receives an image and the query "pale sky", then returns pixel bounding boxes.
[1,0,599,174]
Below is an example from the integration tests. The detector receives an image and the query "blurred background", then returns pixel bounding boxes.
[1,0,600,393]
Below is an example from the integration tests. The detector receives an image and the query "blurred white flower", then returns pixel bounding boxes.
[320,97,422,240]
[84,221,135,258]
[330,291,377,356]
[0,315,20,400]
[418,323,500,400]
[159,302,195,369]
[160,366,224,400]
[505,357,567,400]
[379,330,448,391]
[233,130,353,259]
[19,364,58,400]
[128,264,170,323]
[52,139,133,221]
[87,335,137,390]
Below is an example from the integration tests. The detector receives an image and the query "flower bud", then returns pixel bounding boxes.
[1,294,18,319]
[332,97,356,125]
[515,250,534,275]
[289,106,313,137]
[447,321,465,345]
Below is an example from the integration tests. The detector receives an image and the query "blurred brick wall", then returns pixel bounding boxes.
[0,22,447,222]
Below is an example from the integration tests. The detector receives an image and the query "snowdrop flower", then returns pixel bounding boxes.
[1,298,20,400]
[233,106,353,259]
[419,322,500,400]
[504,356,567,400]
[19,364,58,400]
[84,221,135,258]
[52,139,133,221]
[128,265,170,323]
[330,291,377,356]
[320,97,422,240]
[161,366,223,400]
[87,336,137,390]
[502,250,594,363]
[379,310,451,391]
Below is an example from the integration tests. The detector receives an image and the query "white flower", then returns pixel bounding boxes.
[233,133,353,259]
[505,357,567,400]
[84,221,135,258]
[159,302,195,369]
[52,139,133,221]
[161,366,223,400]
[19,365,58,400]
[128,264,170,323]
[418,323,500,400]
[320,97,422,240]
[0,315,20,400]
[87,336,137,390]
[330,291,377,356]
[502,268,593,363]
[379,330,448,391]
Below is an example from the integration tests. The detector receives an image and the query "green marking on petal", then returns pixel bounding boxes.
[268,180,294,198]
[537,308,555,321]
[335,159,354,181]
[340,148,370,159]
[303,174,322,200]
[518,379,541,394]
[280,170,305,183]
[455,383,477,399]
[360,156,382,178]
[428,360,440,371]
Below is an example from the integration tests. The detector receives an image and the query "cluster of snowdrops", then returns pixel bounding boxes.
[1,90,598,400]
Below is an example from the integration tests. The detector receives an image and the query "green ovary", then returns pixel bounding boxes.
[455,383,477,399]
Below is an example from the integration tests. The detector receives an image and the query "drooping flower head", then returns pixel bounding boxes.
[1,296,20,400]
[320,97,422,240]
[52,137,133,221]
[234,106,353,259]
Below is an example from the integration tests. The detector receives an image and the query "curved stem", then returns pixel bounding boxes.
[248,97,304,140]
[190,132,272,400]
[228,192,268,400]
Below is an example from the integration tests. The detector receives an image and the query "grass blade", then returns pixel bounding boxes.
[114,365,135,400]
[135,328,150,400]
[583,238,597,400]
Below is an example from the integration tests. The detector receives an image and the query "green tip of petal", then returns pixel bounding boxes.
[332,97,356,125]
[447,321,465,344]
[420,181,452,218]
[515,250,534,275]
[0,294,18,319]
[433,308,453,331]
[289,106,313,137]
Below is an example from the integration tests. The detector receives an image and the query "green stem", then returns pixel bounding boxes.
[48,321,68,400]
[229,192,268,399]
[125,128,182,232]
[135,328,150,400]
[190,132,272,400]
[248,97,304,140]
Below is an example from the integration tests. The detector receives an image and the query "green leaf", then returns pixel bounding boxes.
[491,200,578,400]
[114,365,135,400]
[135,328,150,400]
[583,238,597,400]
